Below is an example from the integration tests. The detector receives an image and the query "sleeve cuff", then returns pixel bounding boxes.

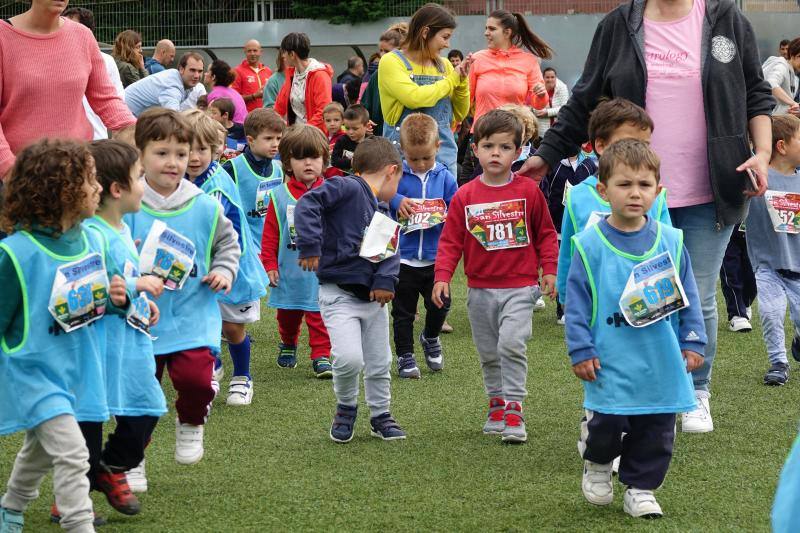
[434,269,453,284]
[298,244,322,259]
[541,262,558,277]
[678,341,705,357]
[389,193,405,211]
[569,347,596,365]
[371,275,397,293]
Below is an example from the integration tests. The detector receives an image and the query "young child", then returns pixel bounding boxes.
[557,98,671,308]
[81,140,167,512]
[208,97,247,152]
[221,108,285,256]
[125,108,241,466]
[331,104,371,173]
[0,139,128,533]
[183,109,269,404]
[566,139,705,518]
[389,113,458,379]
[464,104,538,183]
[294,136,406,443]
[260,124,333,377]
[323,102,345,151]
[432,109,559,443]
[746,114,800,386]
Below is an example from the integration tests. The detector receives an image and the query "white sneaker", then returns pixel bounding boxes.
[746,306,752,320]
[534,297,546,311]
[582,460,614,505]
[126,460,147,493]
[612,455,620,474]
[226,376,253,406]
[556,315,565,326]
[175,420,204,465]
[212,362,224,382]
[728,316,752,332]
[623,488,663,518]
[682,395,713,433]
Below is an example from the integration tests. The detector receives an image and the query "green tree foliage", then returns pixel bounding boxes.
[291,0,427,24]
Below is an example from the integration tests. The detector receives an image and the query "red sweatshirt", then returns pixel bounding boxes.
[434,173,558,289]
[260,176,325,272]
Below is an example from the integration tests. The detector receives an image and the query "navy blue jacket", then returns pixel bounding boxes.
[294,175,400,293]
[221,145,274,178]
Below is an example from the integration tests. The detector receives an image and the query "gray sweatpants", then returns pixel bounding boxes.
[755,267,800,365]
[467,286,538,403]
[318,284,392,417]
[1,414,95,533]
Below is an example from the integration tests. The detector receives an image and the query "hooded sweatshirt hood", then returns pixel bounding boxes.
[762,55,797,115]
[142,177,204,211]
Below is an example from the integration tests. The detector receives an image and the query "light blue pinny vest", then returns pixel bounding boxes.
[85,217,167,417]
[0,229,109,434]
[267,183,320,311]
[230,154,283,254]
[571,221,696,415]
[382,50,458,176]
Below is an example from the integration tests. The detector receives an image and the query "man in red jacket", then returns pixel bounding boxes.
[232,39,272,112]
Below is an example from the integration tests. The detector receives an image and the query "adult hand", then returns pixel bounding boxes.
[517,155,550,181]
[737,152,769,197]
[432,281,450,309]
[370,289,394,307]
[136,52,145,70]
[573,358,601,382]
[541,274,557,301]
[267,269,279,287]
[683,350,703,372]
[533,82,546,97]
[136,275,164,299]
[202,271,232,294]
[397,197,417,220]
[298,256,319,272]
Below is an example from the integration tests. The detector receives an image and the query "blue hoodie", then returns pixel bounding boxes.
[390,161,458,262]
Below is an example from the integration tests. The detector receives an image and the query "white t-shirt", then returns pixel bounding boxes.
[83,52,124,140]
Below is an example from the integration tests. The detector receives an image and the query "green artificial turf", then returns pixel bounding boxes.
[2,273,798,532]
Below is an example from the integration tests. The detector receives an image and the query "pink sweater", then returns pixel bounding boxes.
[0,18,136,176]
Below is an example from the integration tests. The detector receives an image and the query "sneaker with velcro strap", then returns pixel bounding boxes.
[397,353,421,379]
[330,404,358,443]
[764,362,789,386]
[312,357,333,379]
[623,488,663,519]
[501,401,527,443]
[369,412,406,441]
[482,397,506,435]
[226,376,253,405]
[419,333,444,371]
[277,343,298,368]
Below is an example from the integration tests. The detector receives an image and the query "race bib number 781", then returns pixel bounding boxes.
[465,199,529,251]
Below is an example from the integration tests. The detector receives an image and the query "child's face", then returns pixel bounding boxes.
[324,112,343,135]
[779,128,800,167]
[472,132,521,182]
[141,138,190,196]
[596,164,661,223]
[344,119,367,142]
[595,123,652,156]
[403,141,439,174]
[119,159,145,214]
[79,166,103,220]
[208,107,225,125]
[248,129,282,159]
[376,164,403,203]
[289,156,324,186]
[187,139,214,179]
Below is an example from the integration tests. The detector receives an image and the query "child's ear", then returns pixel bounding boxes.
[655,183,664,197]
[777,139,787,156]
[246,135,255,145]
[595,180,609,200]
[109,181,124,200]
[593,138,606,156]
[435,139,441,149]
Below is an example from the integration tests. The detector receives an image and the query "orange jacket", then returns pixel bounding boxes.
[232,60,272,112]
[274,61,334,135]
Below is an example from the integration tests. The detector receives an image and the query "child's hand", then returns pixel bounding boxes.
[572,357,601,382]
[397,197,417,220]
[147,299,160,327]
[298,257,319,272]
[370,289,394,306]
[541,274,557,300]
[202,272,232,294]
[267,270,279,287]
[110,275,128,307]
[432,281,450,309]
[136,275,164,298]
[683,350,703,372]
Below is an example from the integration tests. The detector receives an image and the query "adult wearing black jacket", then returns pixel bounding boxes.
[521,0,774,434]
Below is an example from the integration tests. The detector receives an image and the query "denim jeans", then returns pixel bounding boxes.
[669,202,734,394]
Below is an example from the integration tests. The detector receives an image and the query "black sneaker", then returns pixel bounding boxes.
[764,362,789,386]
[369,412,406,441]
[792,336,800,362]
[397,354,421,379]
[419,333,444,371]
[330,404,357,443]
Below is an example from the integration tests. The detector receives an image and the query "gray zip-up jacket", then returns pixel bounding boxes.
[537,0,774,226]
[762,55,798,115]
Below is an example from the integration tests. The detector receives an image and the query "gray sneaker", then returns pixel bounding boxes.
[397,354,421,379]
[501,402,527,443]
[419,333,443,371]
[482,397,506,434]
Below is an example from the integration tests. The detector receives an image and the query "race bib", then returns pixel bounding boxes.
[255,181,272,217]
[562,180,573,207]
[49,253,109,332]
[399,198,447,234]
[126,292,152,335]
[618,251,688,328]
[465,199,529,251]
[764,190,800,233]
[286,204,297,248]
[585,211,610,230]
[359,211,401,263]
[139,221,196,290]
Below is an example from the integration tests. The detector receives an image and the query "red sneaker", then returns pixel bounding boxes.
[95,471,141,515]
[482,397,506,435]
[502,401,527,443]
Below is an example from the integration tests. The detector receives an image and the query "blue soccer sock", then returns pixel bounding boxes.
[228,335,252,380]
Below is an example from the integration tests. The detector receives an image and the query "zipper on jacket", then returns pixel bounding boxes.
[418,170,429,260]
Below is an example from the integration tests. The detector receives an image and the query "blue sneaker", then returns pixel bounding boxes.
[369,412,406,441]
[330,404,357,443]
[1,507,23,533]
[397,354,421,379]
[277,343,297,368]
[419,333,444,371]
[312,357,333,379]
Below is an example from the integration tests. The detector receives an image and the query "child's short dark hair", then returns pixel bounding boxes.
[323,102,344,118]
[399,113,438,147]
[598,138,660,185]
[89,140,140,204]
[244,108,286,138]
[1,139,94,233]
[343,104,369,124]
[135,108,193,151]
[353,136,402,175]
[209,98,235,121]
[588,98,654,144]
[772,114,800,155]
[182,109,226,150]
[280,32,311,60]
[447,49,464,61]
[278,124,330,174]
[63,6,95,33]
[472,109,523,148]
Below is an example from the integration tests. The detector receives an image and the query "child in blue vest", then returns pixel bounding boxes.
[183,109,269,405]
[126,108,241,467]
[558,99,671,308]
[389,113,457,378]
[566,139,705,519]
[80,140,167,516]
[294,137,405,443]
[0,139,128,533]
[260,124,332,377]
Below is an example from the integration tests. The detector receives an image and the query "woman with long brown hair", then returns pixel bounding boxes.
[113,29,147,87]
